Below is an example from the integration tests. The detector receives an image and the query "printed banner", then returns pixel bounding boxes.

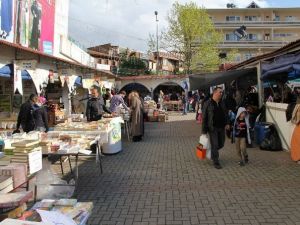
[0,0,15,42]
[13,69,23,95]
[15,0,55,54]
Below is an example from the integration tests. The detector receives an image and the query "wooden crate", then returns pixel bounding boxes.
[158,115,166,122]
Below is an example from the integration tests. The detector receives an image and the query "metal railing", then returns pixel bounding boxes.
[218,40,289,48]
[214,20,300,27]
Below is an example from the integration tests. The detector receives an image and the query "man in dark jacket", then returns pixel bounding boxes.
[86,86,111,121]
[16,94,38,133]
[32,102,49,132]
[202,87,230,169]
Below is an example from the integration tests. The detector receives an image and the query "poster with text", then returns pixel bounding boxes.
[0,0,15,42]
[15,0,55,54]
[38,0,55,54]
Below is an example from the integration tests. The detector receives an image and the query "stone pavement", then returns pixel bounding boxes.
[75,113,300,225]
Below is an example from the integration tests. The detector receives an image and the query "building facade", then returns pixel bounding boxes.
[207,1,300,62]
[153,51,184,75]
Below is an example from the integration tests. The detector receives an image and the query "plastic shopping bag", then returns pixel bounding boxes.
[199,134,211,159]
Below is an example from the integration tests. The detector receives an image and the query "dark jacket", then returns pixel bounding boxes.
[86,96,111,121]
[32,105,49,132]
[16,101,35,133]
[202,98,229,134]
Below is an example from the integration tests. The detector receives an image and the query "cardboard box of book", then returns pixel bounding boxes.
[0,164,27,188]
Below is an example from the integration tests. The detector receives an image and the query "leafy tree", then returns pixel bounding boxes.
[165,2,225,73]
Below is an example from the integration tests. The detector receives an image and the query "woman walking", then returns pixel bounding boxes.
[129,91,144,142]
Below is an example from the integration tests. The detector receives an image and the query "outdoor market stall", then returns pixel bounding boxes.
[0,115,121,223]
[143,100,168,122]
[260,52,300,151]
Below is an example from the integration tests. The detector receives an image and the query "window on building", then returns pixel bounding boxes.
[245,16,258,21]
[235,55,241,62]
[247,34,257,40]
[274,33,294,38]
[225,33,239,41]
[244,53,254,60]
[264,33,270,41]
[226,16,240,21]
[285,16,296,21]
[274,15,280,21]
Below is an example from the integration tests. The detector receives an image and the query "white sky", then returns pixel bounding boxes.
[68,0,295,52]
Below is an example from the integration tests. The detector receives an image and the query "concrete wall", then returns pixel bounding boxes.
[53,0,69,60]
[266,102,295,151]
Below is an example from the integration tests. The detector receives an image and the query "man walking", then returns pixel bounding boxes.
[202,87,230,169]
[15,94,38,133]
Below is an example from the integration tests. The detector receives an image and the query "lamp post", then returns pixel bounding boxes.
[155,11,159,75]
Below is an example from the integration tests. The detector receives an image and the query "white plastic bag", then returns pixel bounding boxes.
[199,134,211,159]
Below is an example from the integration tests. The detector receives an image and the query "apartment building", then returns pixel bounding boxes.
[206,1,300,62]
[87,44,120,71]
[154,51,184,75]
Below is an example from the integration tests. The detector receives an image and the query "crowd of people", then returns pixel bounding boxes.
[14,83,300,168]
[15,86,146,143]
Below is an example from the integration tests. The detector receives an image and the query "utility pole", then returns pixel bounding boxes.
[155,11,159,75]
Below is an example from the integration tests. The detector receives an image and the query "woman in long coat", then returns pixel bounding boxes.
[129,91,144,142]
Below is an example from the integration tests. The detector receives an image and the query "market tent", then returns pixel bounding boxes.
[0,64,32,80]
[189,67,257,90]
[261,52,300,81]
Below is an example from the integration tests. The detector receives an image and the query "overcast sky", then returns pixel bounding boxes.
[68,0,299,52]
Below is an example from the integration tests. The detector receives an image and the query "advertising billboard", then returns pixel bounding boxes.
[15,0,55,54]
[0,0,15,42]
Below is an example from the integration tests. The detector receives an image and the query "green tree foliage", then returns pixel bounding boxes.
[162,2,226,73]
[118,53,149,76]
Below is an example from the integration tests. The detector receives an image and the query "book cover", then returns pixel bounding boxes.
[0,183,13,194]
[54,199,77,207]
[0,191,33,208]
[0,176,13,190]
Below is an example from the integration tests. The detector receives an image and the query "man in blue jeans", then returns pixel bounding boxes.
[202,87,230,169]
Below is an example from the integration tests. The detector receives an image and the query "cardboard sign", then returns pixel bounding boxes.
[28,150,42,174]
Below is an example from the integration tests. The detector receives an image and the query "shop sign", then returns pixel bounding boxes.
[14,60,37,70]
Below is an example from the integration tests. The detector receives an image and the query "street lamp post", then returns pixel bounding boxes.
[155,11,159,75]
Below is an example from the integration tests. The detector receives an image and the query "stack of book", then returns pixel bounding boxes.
[39,142,50,154]
[10,140,42,175]
[11,140,40,164]
[0,176,13,194]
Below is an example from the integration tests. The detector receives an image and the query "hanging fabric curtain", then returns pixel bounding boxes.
[261,52,300,81]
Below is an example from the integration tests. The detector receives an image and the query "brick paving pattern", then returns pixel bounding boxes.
[75,113,300,225]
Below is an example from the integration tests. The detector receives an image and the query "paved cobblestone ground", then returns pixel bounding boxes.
[75,113,300,225]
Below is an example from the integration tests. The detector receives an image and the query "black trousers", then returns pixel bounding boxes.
[209,128,225,163]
